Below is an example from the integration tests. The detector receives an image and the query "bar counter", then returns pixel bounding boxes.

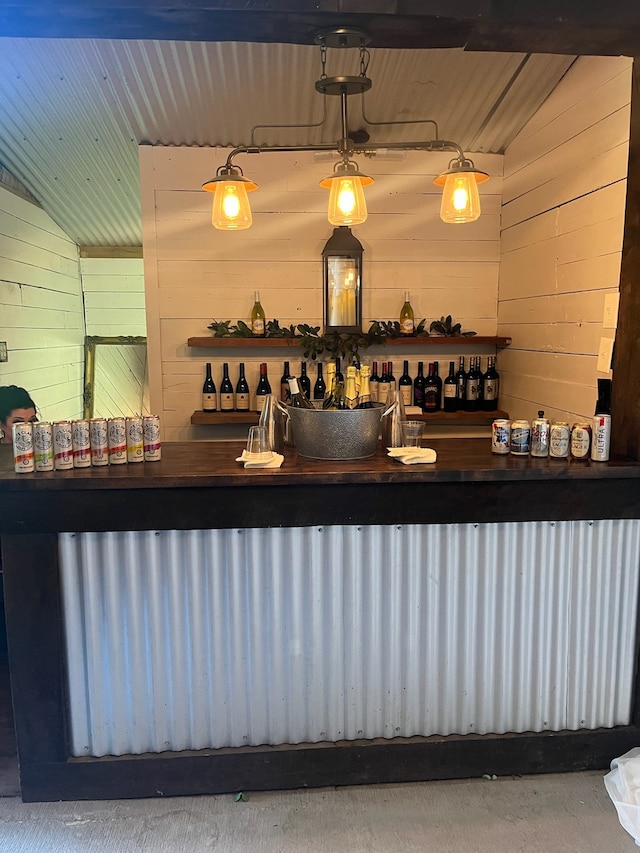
[2,439,640,802]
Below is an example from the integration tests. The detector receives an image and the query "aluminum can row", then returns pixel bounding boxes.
[12,416,161,473]
[491,416,601,460]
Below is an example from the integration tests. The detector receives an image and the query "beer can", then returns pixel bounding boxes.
[126,416,144,463]
[510,420,531,455]
[89,418,109,466]
[53,420,73,470]
[549,421,570,458]
[570,422,591,460]
[12,422,34,473]
[72,419,91,468]
[531,415,550,458]
[108,417,127,465]
[491,419,511,454]
[591,414,611,462]
[143,415,161,462]
[33,421,54,472]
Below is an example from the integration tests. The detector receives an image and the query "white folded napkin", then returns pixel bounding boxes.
[387,447,437,464]
[235,450,284,469]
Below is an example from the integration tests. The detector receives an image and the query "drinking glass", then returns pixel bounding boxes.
[401,420,423,447]
[246,425,271,458]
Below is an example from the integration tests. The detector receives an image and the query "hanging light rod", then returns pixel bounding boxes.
[202,27,489,231]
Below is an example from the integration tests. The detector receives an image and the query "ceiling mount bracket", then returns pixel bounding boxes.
[313,27,371,50]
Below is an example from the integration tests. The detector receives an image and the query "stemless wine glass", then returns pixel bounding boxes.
[401,420,423,447]
[246,425,271,459]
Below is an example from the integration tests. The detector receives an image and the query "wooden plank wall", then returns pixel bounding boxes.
[80,257,146,337]
[498,56,632,425]
[140,146,503,441]
[0,185,84,422]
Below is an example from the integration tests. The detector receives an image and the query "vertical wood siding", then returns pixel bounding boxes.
[60,520,640,757]
[140,146,503,440]
[0,185,84,421]
[80,257,146,337]
[498,56,632,425]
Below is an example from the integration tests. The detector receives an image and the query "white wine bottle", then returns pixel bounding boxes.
[250,291,266,337]
[399,291,414,336]
[288,376,314,409]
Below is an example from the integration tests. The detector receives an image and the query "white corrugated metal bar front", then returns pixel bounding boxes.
[59,521,640,758]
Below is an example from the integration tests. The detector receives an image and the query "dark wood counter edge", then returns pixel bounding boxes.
[16,727,640,803]
[2,441,640,533]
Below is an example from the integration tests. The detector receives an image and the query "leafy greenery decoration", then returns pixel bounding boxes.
[429,315,477,337]
[207,316,475,362]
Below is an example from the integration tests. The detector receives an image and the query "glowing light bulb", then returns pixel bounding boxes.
[337,181,357,217]
[222,187,241,220]
[452,183,469,211]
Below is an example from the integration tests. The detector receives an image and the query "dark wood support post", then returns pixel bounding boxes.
[613,57,640,459]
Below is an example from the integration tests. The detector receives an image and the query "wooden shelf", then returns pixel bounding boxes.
[191,410,260,425]
[191,408,508,427]
[187,336,511,349]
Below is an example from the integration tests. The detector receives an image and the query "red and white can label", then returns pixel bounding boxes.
[13,422,34,473]
[108,418,127,464]
[53,421,73,470]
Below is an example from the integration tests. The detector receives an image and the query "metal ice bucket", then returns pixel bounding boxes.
[283,402,390,460]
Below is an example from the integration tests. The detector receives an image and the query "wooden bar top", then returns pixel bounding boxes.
[2,439,640,533]
[0,439,639,491]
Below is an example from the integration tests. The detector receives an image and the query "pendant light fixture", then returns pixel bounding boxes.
[202,27,488,230]
[433,157,489,224]
[320,160,374,227]
[202,164,258,231]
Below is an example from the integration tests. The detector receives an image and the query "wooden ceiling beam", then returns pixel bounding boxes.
[0,2,639,55]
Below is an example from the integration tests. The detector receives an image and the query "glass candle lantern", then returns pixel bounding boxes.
[322,226,363,334]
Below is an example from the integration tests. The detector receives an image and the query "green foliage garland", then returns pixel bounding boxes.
[207,315,476,362]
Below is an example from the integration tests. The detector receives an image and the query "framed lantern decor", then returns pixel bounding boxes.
[322,226,364,334]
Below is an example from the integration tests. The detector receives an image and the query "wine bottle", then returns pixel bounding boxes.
[323,362,336,409]
[399,360,413,408]
[235,362,250,412]
[335,357,344,383]
[387,361,396,393]
[423,362,441,413]
[433,361,442,410]
[280,361,291,404]
[413,361,425,409]
[357,364,373,408]
[378,362,391,404]
[399,291,415,336]
[464,357,480,412]
[288,376,314,409]
[300,361,311,398]
[344,365,359,409]
[313,363,326,402]
[220,362,235,411]
[202,362,217,412]
[476,357,484,406]
[370,361,380,403]
[481,356,500,411]
[250,291,266,337]
[455,356,466,411]
[255,362,271,412]
[443,361,457,413]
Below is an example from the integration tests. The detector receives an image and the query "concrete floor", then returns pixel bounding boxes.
[0,771,635,852]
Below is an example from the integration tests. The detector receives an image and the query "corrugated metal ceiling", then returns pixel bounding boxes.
[0,38,575,246]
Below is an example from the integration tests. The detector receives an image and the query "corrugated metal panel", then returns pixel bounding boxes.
[0,38,574,246]
[59,520,640,758]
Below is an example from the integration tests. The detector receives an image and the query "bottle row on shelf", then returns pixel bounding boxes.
[200,355,501,414]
